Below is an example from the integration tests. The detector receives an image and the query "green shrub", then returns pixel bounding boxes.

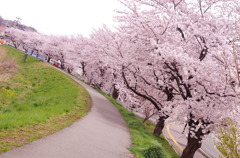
[143,146,165,158]
[216,120,240,158]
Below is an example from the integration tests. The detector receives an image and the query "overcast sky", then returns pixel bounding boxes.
[1,0,124,36]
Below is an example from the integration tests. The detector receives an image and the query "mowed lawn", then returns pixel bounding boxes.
[0,46,91,153]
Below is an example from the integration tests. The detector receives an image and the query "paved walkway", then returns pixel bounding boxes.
[0,71,133,158]
[133,112,217,158]
[163,121,219,158]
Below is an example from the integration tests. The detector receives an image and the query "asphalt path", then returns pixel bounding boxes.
[0,71,133,158]
[133,112,220,158]
[163,121,220,158]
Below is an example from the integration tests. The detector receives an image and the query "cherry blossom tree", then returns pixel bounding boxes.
[213,26,240,157]
[82,27,127,97]
[4,28,34,62]
[4,27,24,48]
[113,0,239,157]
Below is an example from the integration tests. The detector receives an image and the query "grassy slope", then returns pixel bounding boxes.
[0,46,91,153]
[97,90,179,158]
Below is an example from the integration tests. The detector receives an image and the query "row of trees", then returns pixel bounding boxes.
[4,0,240,157]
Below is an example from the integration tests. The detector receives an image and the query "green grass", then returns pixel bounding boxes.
[0,46,91,153]
[96,90,179,158]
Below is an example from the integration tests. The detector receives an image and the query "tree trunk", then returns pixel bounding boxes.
[60,63,64,69]
[81,62,86,77]
[181,135,202,158]
[47,56,51,63]
[94,83,102,90]
[153,116,166,135]
[143,112,156,123]
[13,43,18,48]
[22,54,28,62]
[111,85,119,99]
[67,68,72,73]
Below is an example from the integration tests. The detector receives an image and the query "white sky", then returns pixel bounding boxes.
[1,0,124,37]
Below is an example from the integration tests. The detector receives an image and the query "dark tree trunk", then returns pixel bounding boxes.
[60,63,64,69]
[181,114,208,158]
[181,135,202,158]
[111,85,119,99]
[13,42,18,48]
[153,116,167,135]
[47,56,51,63]
[23,47,28,53]
[60,59,64,69]
[67,68,72,73]
[22,54,28,62]
[143,112,156,123]
[81,62,86,77]
[94,83,102,90]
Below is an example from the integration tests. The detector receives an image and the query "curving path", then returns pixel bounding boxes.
[0,70,133,158]
[163,121,220,158]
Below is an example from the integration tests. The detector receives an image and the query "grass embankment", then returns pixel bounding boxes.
[0,47,16,82]
[97,90,179,158]
[0,46,91,153]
